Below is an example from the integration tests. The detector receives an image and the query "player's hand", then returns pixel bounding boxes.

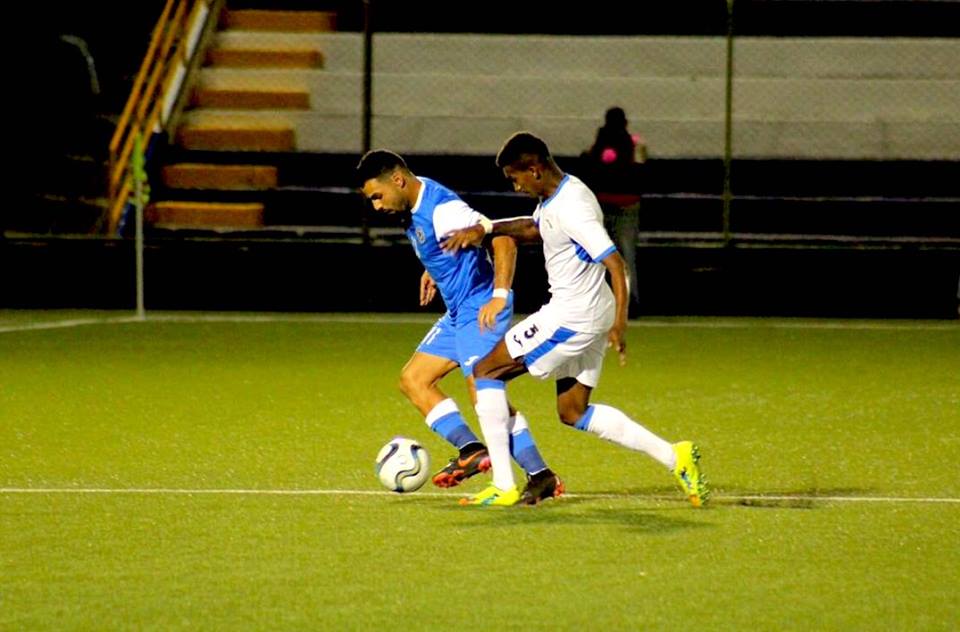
[478,297,507,331]
[441,225,485,252]
[419,271,437,306]
[607,323,627,366]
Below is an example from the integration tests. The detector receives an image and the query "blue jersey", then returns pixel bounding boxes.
[406,177,494,317]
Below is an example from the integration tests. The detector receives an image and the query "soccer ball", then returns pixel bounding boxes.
[375,436,431,493]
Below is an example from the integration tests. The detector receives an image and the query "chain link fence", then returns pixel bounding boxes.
[210,2,960,160]
[197,1,959,242]
[7,1,959,314]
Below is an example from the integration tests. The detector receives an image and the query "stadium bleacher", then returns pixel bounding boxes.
[4,0,958,316]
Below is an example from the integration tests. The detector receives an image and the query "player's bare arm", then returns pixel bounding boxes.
[419,270,437,306]
[478,236,516,331]
[602,251,630,366]
[442,217,541,253]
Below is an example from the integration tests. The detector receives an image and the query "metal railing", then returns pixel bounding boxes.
[106,0,220,235]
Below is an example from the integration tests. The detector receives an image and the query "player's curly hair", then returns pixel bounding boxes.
[356,149,408,185]
[495,132,552,170]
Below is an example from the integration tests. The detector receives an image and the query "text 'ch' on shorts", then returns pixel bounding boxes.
[504,307,607,388]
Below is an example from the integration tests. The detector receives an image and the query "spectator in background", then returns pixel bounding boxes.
[585,107,647,318]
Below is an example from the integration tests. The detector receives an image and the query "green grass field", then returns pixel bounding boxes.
[2,311,958,630]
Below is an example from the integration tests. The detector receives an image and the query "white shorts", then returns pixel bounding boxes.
[504,308,608,387]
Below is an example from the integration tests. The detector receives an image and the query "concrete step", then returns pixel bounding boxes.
[212,32,960,80]
[161,163,278,190]
[196,67,958,122]
[214,32,360,71]
[176,124,296,151]
[185,33,958,159]
[192,87,310,109]
[179,108,960,159]
[221,9,336,32]
[146,201,265,227]
[206,47,324,68]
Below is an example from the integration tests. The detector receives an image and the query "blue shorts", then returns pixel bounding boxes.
[416,290,514,376]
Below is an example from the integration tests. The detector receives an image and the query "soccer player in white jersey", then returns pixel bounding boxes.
[442,133,708,507]
[357,150,562,501]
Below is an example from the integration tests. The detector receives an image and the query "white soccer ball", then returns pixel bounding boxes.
[375,436,431,493]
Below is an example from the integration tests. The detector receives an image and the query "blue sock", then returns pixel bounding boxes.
[510,428,548,476]
[573,405,596,432]
[507,412,547,476]
[430,411,480,450]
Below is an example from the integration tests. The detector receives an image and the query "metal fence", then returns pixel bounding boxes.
[185,0,960,247]
[200,2,960,162]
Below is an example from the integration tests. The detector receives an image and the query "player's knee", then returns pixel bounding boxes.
[398,368,424,399]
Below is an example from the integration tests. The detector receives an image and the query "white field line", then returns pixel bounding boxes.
[0,312,957,334]
[0,487,957,504]
[0,315,143,334]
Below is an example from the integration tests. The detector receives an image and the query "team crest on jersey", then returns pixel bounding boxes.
[415,227,426,244]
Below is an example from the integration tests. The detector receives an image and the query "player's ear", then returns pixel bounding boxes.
[391,170,405,188]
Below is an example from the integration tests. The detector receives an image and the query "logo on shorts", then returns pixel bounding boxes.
[463,355,479,367]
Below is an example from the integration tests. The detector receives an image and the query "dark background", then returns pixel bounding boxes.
[4,1,959,317]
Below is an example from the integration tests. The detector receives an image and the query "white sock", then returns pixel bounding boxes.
[474,381,515,490]
[576,404,676,468]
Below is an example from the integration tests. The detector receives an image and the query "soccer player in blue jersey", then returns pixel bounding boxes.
[357,149,563,502]
[444,133,708,507]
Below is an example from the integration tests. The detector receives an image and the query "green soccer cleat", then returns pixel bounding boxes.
[458,484,520,507]
[672,441,709,507]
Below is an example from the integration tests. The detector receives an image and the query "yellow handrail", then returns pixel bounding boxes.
[109,0,188,200]
[106,0,215,234]
[108,0,175,164]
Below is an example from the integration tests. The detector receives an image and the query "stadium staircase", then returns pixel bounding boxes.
[23,1,956,247]
[147,5,338,232]
[142,6,959,248]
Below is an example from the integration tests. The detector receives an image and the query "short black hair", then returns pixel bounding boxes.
[356,149,408,185]
[495,132,551,169]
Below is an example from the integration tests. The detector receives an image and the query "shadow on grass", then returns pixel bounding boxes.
[460,506,708,534]
[402,493,710,534]
[395,484,876,525]
[718,486,876,510]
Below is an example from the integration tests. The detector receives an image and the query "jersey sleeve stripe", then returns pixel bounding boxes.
[594,245,617,262]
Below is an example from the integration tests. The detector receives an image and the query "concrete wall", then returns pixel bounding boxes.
[188,32,960,159]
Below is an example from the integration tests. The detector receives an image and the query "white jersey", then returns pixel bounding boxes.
[533,174,618,334]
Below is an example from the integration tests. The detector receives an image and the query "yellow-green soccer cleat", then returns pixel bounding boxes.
[458,484,520,507]
[672,441,709,507]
